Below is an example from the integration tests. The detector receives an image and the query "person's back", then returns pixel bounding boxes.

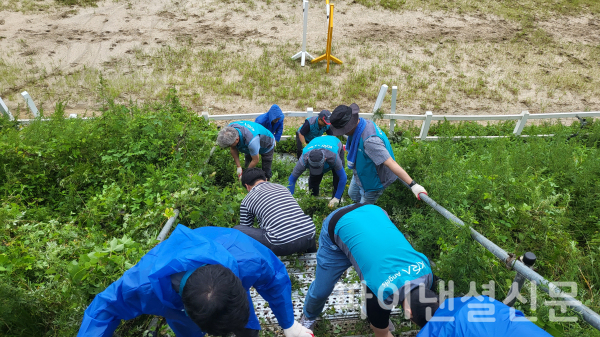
[228,121,275,155]
[255,104,284,141]
[236,168,316,256]
[417,296,552,337]
[332,204,432,301]
[77,226,298,337]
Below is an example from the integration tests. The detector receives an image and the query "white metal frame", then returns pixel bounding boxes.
[8,85,599,140]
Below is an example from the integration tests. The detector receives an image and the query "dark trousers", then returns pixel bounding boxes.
[233,225,317,256]
[308,169,340,198]
[295,131,303,159]
[244,148,274,179]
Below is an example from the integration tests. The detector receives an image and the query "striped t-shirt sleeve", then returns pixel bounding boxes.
[239,202,255,226]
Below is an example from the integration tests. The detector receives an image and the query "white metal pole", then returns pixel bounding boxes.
[389,86,397,134]
[306,107,314,118]
[0,97,14,121]
[21,91,39,118]
[513,110,529,135]
[291,0,314,66]
[419,111,433,140]
[372,84,388,113]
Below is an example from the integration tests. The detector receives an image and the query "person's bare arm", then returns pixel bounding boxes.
[382,157,413,185]
[248,154,260,168]
[298,132,307,147]
[230,146,242,168]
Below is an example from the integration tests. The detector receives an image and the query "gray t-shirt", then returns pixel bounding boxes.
[353,137,398,189]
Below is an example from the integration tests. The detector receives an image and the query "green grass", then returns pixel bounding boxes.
[1,93,600,336]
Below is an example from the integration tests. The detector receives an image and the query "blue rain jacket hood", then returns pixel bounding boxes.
[255,104,284,141]
[417,296,552,337]
[77,226,295,337]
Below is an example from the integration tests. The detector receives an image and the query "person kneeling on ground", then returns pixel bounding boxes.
[77,226,313,337]
[255,104,285,142]
[234,168,317,256]
[300,203,435,337]
[413,293,552,337]
[295,109,333,158]
[329,103,427,204]
[217,120,275,180]
[288,136,347,208]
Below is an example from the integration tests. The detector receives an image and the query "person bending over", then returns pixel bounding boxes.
[411,292,552,337]
[234,168,317,256]
[255,104,285,142]
[288,136,347,208]
[329,104,427,204]
[295,109,333,158]
[77,226,313,337]
[217,120,275,180]
[300,204,435,337]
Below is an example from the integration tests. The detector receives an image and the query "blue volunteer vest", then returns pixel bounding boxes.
[354,121,396,192]
[332,205,432,302]
[229,121,274,154]
[298,116,330,143]
[302,136,341,174]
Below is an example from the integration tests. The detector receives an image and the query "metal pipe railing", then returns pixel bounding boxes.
[157,209,180,243]
[147,209,181,336]
[418,193,600,331]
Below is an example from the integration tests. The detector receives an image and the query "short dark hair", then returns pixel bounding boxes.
[241,168,266,187]
[182,265,249,336]
[406,284,439,328]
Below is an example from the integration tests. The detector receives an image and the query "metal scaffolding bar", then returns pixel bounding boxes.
[417,193,600,331]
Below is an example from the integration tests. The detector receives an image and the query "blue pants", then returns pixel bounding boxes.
[303,222,352,320]
[347,176,384,204]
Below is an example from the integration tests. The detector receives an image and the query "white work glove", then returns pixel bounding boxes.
[283,321,314,337]
[410,183,427,200]
[236,166,243,180]
[328,197,340,208]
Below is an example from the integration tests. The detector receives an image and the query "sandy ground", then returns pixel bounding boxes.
[1,0,599,118]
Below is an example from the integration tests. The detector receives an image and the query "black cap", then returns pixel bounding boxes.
[318,110,331,125]
[307,150,326,175]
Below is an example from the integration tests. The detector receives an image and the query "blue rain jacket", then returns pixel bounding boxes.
[255,104,284,141]
[77,226,295,337]
[417,296,552,337]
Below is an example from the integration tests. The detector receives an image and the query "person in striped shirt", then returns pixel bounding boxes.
[234,168,317,256]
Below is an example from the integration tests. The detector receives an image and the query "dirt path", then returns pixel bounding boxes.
[1,0,599,117]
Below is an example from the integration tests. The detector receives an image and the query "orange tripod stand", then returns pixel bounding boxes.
[311,1,342,72]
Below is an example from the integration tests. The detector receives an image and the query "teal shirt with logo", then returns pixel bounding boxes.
[332,204,432,301]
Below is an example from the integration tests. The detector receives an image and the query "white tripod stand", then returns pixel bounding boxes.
[291,0,314,66]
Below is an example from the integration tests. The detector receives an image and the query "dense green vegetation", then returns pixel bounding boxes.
[1,94,599,336]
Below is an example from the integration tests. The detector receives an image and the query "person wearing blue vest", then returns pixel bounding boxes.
[76,226,314,337]
[287,136,347,208]
[328,103,428,204]
[217,121,276,179]
[255,104,285,142]
[415,295,552,337]
[300,204,435,337]
[295,110,333,159]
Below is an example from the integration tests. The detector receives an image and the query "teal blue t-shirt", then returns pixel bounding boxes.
[333,204,432,302]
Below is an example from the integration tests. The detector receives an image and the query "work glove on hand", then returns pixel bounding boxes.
[283,321,314,337]
[328,197,340,208]
[236,167,243,180]
[410,183,427,200]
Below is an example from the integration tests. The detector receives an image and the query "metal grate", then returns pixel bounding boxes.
[250,254,402,326]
